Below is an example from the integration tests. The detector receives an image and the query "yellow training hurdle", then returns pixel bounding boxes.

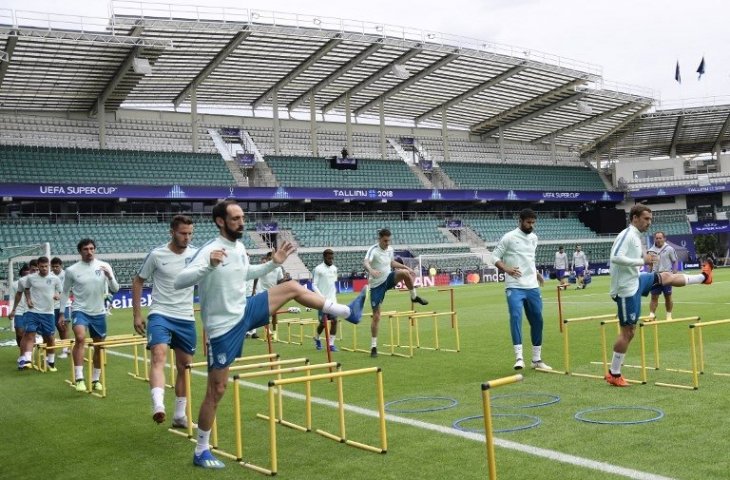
[170,353,283,440]
[481,374,523,480]
[539,313,645,384]
[273,317,320,345]
[341,310,410,354]
[654,317,730,390]
[266,366,387,475]
[382,310,460,356]
[87,337,150,398]
[57,334,144,385]
[171,354,386,476]
[343,309,460,357]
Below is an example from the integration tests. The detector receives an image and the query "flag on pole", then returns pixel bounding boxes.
[675,61,681,84]
[697,56,706,80]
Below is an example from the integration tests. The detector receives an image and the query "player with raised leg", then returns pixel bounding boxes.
[606,204,713,387]
[174,200,365,469]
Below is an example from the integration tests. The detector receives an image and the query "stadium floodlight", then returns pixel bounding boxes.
[391,64,409,79]
[576,100,593,114]
[132,57,152,75]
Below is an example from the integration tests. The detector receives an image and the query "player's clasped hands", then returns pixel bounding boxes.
[210,248,227,266]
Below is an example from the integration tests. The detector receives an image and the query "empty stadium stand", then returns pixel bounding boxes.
[0,217,258,257]
[246,127,401,160]
[466,216,598,243]
[416,137,582,166]
[265,156,423,189]
[0,145,235,186]
[0,114,217,153]
[437,162,605,191]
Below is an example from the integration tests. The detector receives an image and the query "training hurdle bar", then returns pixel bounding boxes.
[540,313,615,377]
[481,374,524,480]
[540,313,644,384]
[59,335,144,385]
[74,336,149,398]
[266,366,387,475]
[274,317,320,345]
[639,316,701,374]
[169,353,287,440]
[172,356,369,475]
[597,316,700,388]
[383,310,460,356]
[652,318,730,390]
[689,318,730,388]
[341,310,412,354]
[198,361,339,476]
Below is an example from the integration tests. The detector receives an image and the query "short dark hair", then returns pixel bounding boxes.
[378,228,391,238]
[19,264,29,275]
[37,256,49,264]
[629,204,652,220]
[212,200,239,225]
[170,214,193,231]
[51,257,63,266]
[519,209,536,221]
[323,249,334,258]
[77,238,96,252]
[558,246,564,250]
[654,231,666,238]
[28,259,38,267]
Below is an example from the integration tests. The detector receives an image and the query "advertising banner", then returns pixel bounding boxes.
[0,183,624,203]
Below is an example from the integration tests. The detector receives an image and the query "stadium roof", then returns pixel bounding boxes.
[585,99,730,161]
[0,3,657,151]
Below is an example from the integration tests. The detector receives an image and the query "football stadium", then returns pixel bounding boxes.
[1,2,730,479]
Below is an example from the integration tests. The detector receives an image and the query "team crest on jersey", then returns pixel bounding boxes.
[217,353,227,365]
[95,269,102,276]
[46,279,52,285]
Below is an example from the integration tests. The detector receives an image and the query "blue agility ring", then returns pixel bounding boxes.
[452,414,541,433]
[574,406,664,425]
[385,396,458,414]
[490,393,560,409]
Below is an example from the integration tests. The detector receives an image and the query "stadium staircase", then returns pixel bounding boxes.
[208,129,248,186]
[387,138,435,188]
[429,166,457,189]
[247,231,269,249]
[281,254,311,280]
[406,163,434,188]
[273,229,310,279]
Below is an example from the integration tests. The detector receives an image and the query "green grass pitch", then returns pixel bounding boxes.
[2,270,730,479]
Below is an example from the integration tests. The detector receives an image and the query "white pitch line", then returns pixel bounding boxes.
[107,350,676,480]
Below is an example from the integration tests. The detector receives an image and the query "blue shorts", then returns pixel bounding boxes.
[613,273,658,326]
[207,291,269,370]
[147,313,197,355]
[369,272,397,309]
[72,311,107,339]
[24,312,55,336]
[54,307,71,323]
[555,269,566,280]
[14,312,27,330]
[575,267,586,276]
[317,310,337,324]
[650,284,673,296]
